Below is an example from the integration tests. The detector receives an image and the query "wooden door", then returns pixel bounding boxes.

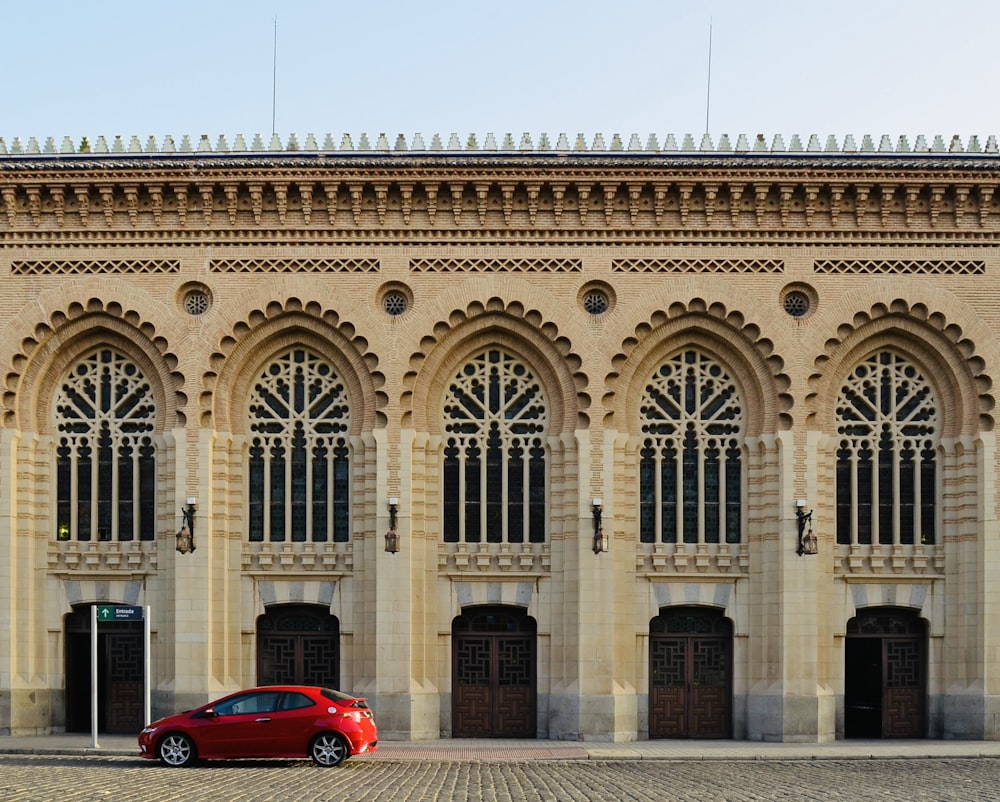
[453,607,536,738]
[649,608,732,739]
[257,604,340,687]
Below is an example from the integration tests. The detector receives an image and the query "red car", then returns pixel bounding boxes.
[138,685,378,767]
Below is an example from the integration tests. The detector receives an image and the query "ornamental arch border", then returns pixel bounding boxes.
[202,299,386,434]
[806,297,994,437]
[604,300,791,437]
[402,300,587,436]
[5,301,184,432]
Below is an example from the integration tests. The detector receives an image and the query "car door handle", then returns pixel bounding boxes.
[255,717,272,723]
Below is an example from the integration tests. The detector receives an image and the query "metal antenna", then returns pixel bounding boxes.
[705,18,713,135]
[271,16,278,136]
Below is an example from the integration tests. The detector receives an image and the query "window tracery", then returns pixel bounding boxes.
[55,349,156,541]
[835,351,937,546]
[442,349,547,543]
[639,349,743,544]
[248,348,351,542]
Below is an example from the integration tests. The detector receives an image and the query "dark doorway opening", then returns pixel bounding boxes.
[845,608,926,738]
[64,606,143,734]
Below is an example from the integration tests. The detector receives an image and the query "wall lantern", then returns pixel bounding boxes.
[795,499,817,556]
[176,496,197,554]
[592,498,608,554]
[384,497,400,554]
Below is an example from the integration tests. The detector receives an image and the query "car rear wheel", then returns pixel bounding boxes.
[158,733,196,767]
[310,733,348,767]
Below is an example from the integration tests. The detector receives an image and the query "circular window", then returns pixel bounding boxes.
[382,291,408,316]
[183,290,211,315]
[783,291,810,318]
[582,289,610,316]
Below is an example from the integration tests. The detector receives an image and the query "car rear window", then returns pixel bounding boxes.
[320,688,368,708]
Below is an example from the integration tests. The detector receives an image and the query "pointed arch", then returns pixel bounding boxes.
[203,299,386,434]
[402,299,587,435]
[5,302,184,431]
[806,300,993,436]
[605,299,791,436]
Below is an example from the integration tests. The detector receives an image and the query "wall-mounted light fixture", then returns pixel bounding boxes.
[592,498,608,554]
[795,499,817,556]
[385,497,400,554]
[176,496,197,554]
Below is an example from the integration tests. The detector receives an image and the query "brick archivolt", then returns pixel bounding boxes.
[605,299,791,435]
[402,299,586,434]
[202,299,386,432]
[806,296,994,435]
[2,299,184,430]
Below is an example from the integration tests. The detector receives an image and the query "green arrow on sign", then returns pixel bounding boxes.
[98,606,114,621]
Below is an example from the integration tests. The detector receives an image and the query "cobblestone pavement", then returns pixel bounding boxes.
[1,754,999,801]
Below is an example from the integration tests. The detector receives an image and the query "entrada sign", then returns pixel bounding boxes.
[96,604,144,622]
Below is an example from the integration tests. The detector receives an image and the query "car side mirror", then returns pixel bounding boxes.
[204,707,217,718]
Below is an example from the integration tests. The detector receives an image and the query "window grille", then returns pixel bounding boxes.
[835,351,937,545]
[442,349,547,543]
[55,349,156,541]
[638,349,743,544]
[248,349,351,542]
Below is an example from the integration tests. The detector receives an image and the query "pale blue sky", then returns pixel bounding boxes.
[4,0,998,145]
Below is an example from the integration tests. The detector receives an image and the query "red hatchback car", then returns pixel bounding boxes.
[138,685,378,767]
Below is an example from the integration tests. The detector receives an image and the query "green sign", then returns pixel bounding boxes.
[96,605,144,622]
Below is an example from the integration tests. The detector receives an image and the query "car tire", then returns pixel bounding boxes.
[158,733,196,767]
[310,733,349,767]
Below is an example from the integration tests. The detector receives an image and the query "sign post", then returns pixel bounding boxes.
[92,604,150,748]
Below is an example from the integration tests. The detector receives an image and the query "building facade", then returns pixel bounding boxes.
[0,130,998,741]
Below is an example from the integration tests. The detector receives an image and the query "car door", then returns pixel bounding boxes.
[195,691,282,758]
[262,690,320,755]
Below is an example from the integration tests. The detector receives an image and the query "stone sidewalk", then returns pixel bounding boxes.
[2,733,1000,761]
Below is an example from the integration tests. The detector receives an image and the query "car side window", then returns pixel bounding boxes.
[215,692,281,716]
[278,692,315,711]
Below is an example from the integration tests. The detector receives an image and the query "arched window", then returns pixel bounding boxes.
[639,349,743,544]
[442,348,547,543]
[55,349,156,541]
[835,351,937,545]
[248,348,350,542]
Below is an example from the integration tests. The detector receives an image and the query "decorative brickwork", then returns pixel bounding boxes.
[814,259,985,274]
[211,257,379,273]
[613,258,784,273]
[411,257,582,273]
[11,259,179,275]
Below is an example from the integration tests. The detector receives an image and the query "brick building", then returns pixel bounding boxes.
[0,130,997,741]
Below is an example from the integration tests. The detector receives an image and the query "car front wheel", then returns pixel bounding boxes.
[158,733,196,767]
[310,733,348,767]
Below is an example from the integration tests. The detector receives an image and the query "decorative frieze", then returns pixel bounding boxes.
[635,543,749,575]
[410,257,581,273]
[46,540,157,576]
[12,258,179,275]
[437,542,550,574]
[211,257,379,273]
[613,257,783,273]
[814,259,985,275]
[241,541,354,574]
[834,544,944,576]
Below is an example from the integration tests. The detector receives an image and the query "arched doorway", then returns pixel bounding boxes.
[649,607,733,738]
[452,605,536,738]
[845,607,926,738]
[64,605,144,734]
[256,604,340,687]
